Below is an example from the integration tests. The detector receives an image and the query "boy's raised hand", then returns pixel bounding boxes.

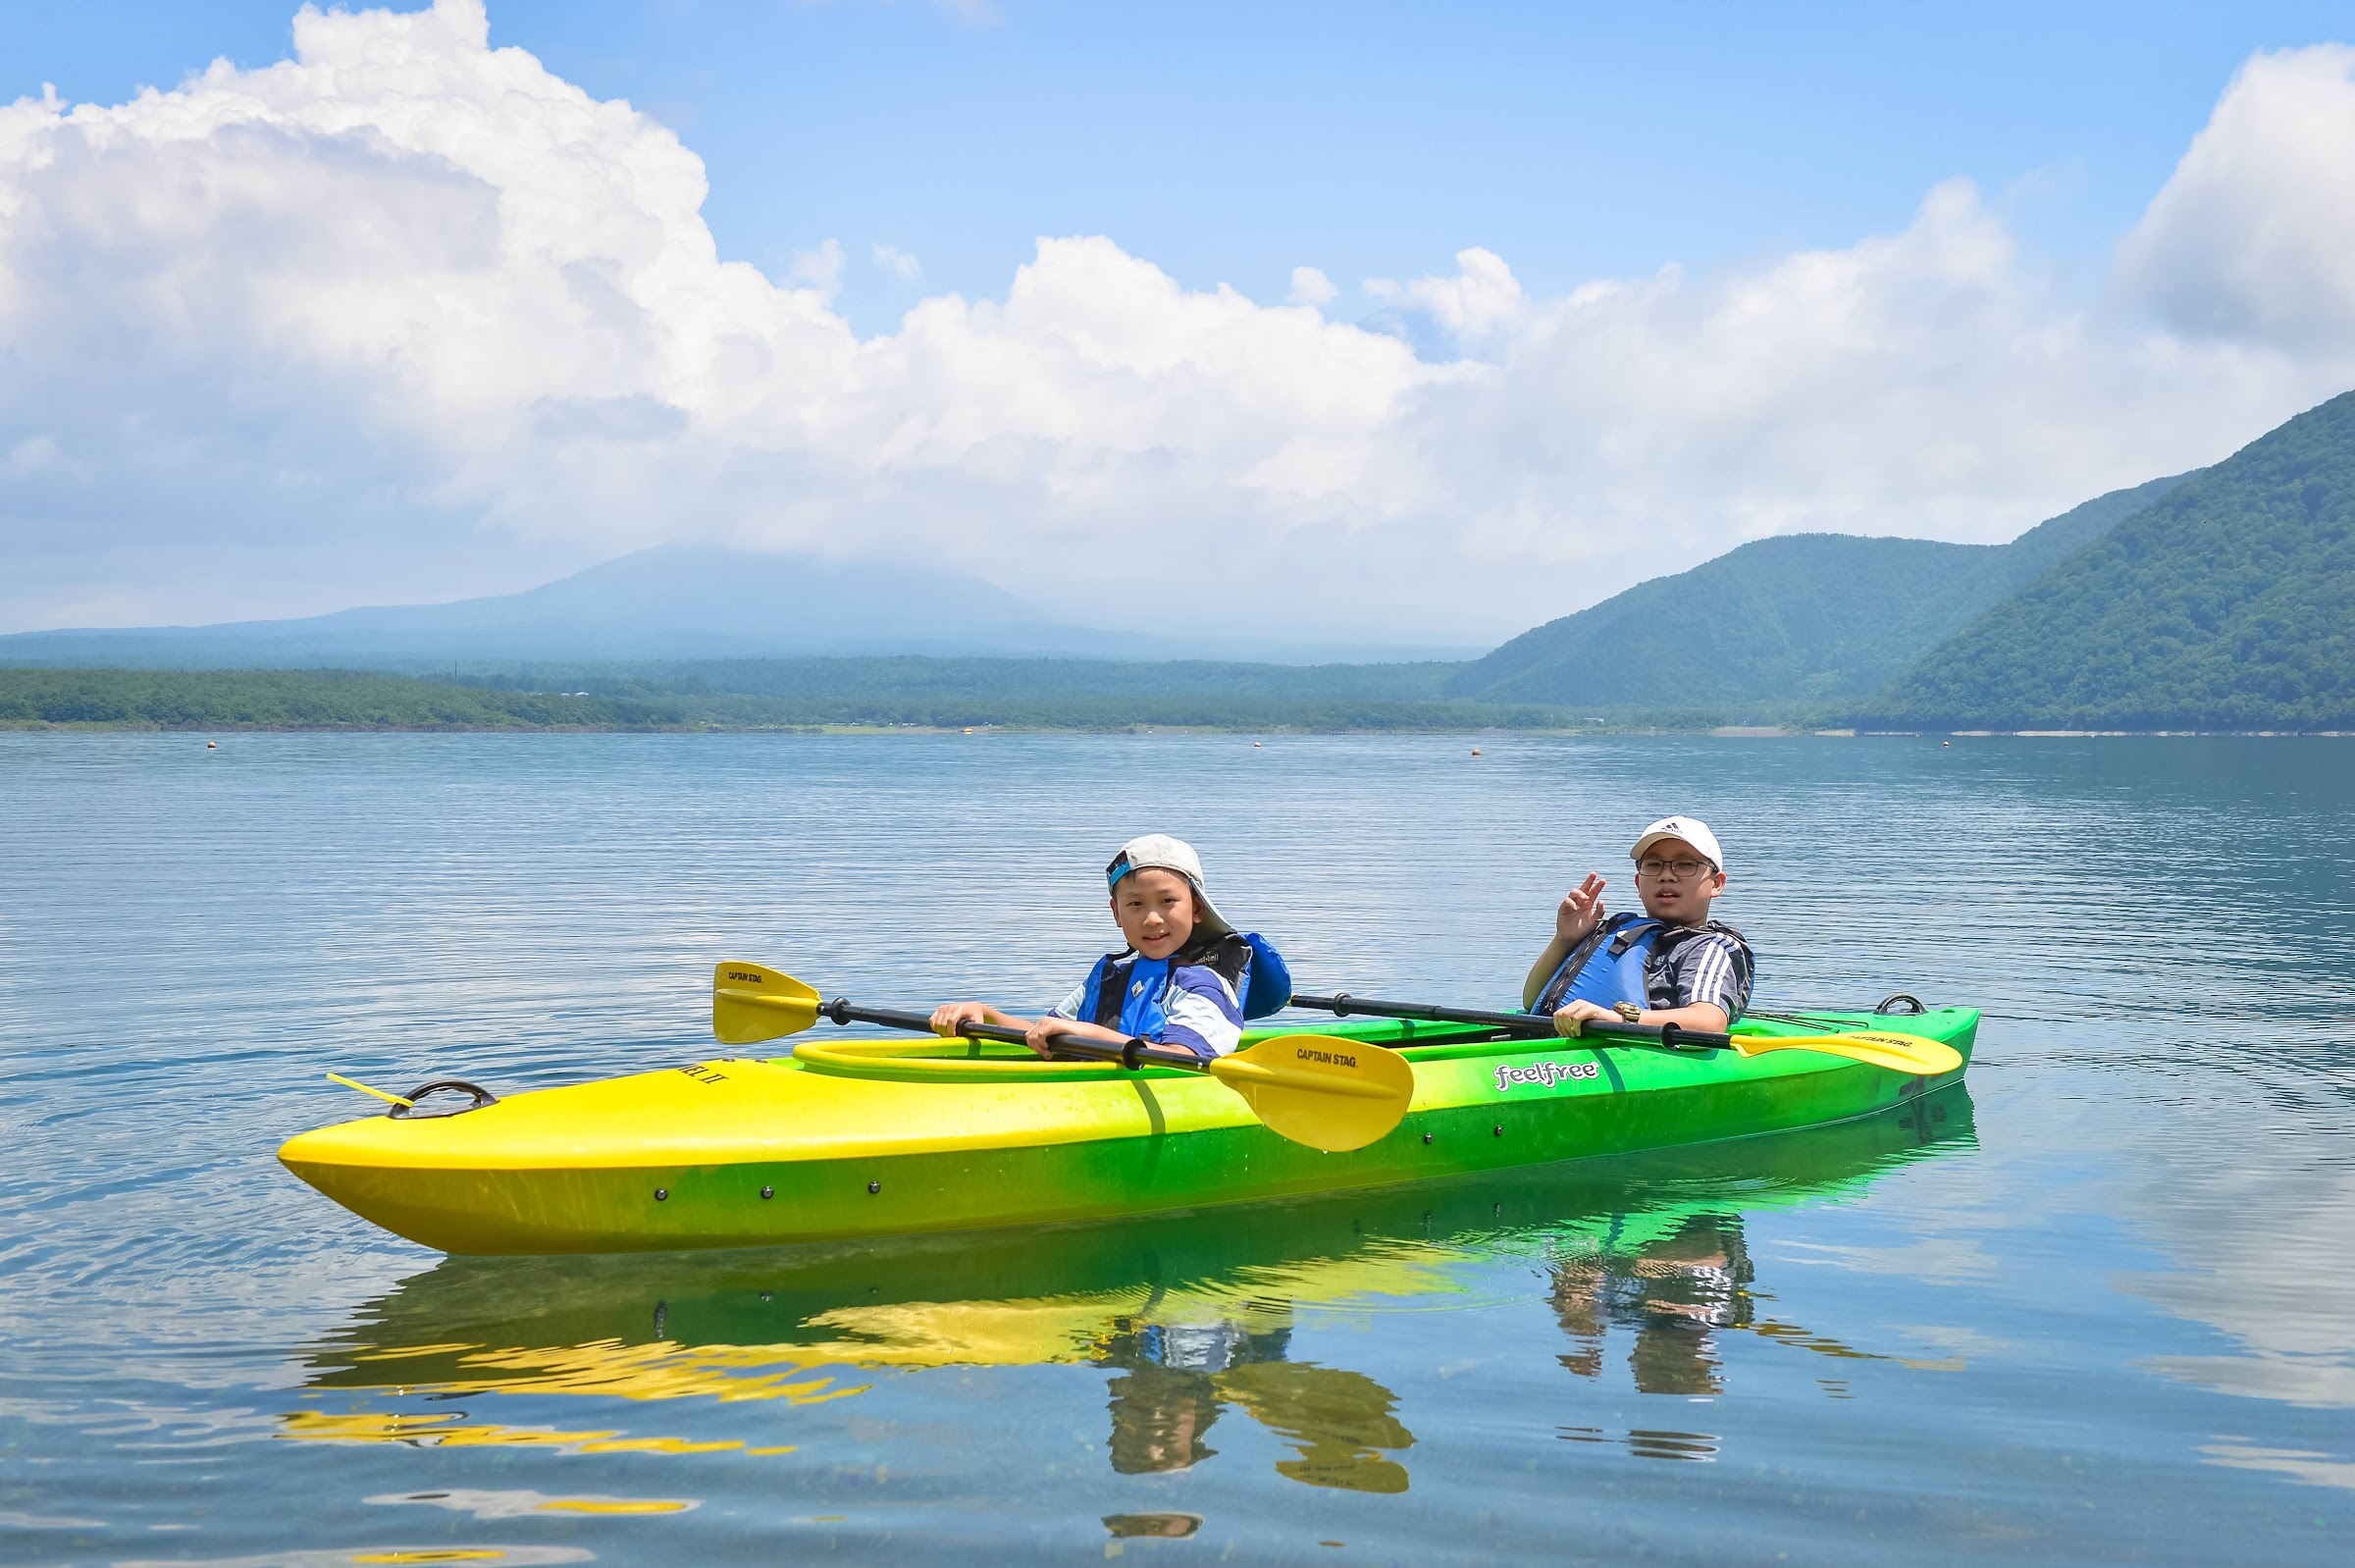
[1555,873,1607,946]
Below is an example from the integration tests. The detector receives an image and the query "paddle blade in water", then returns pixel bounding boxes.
[1208,1033,1415,1153]
[711,963,821,1045]
[1732,1029,1962,1077]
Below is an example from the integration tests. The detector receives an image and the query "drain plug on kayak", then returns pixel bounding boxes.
[868,1180,881,1194]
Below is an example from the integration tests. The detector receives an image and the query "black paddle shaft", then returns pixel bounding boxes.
[820,998,1208,1072]
[1289,990,1730,1051]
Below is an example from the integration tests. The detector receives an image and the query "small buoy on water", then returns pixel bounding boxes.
[1471,747,1482,757]
[1253,741,1262,748]
[963,727,973,735]
[206,741,218,750]
[1943,741,1951,748]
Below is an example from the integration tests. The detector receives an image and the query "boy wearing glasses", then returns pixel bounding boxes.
[1522,816,1753,1037]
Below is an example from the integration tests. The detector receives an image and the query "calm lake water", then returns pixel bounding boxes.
[3,731,2352,1566]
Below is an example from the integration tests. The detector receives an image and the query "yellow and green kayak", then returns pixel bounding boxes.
[280,1007,1975,1256]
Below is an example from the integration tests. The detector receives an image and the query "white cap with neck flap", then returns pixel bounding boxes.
[1106,833,1236,936]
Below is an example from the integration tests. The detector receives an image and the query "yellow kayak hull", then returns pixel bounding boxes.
[280,1011,1978,1254]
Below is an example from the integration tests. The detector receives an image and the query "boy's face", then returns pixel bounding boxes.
[1633,837,1725,922]
[1111,867,1198,960]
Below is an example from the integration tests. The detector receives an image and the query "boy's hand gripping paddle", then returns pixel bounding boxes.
[713,963,1414,1153]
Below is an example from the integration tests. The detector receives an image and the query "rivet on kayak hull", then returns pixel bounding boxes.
[868,1180,881,1194]
[759,1185,774,1199]
[1492,1124,1503,1136]
[654,1187,668,1201]
[1422,1133,1433,1145]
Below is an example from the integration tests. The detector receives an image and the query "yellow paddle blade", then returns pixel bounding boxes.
[711,963,822,1046]
[1730,1029,1963,1077]
[1208,1034,1415,1153]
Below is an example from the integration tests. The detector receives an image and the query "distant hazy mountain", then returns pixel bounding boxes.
[1859,390,2355,731]
[0,546,1483,668]
[1442,473,2198,713]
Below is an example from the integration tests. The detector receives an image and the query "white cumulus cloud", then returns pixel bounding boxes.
[1367,246,1526,341]
[1287,266,1337,307]
[786,237,848,297]
[2116,43,2355,350]
[1,0,2353,642]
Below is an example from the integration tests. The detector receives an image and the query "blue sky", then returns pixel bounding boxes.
[8,0,2344,334]
[3,1,2354,640]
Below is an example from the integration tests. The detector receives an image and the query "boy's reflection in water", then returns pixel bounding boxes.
[1552,1213,1752,1460]
[1097,1314,1414,1492]
[1553,1213,1753,1393]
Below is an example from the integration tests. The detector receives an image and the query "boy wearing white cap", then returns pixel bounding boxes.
[930,834,1289,1062]
[1521,815,1753,1037]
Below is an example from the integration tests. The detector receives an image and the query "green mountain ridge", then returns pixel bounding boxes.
[1857,390,2355,731]
[1444,473,2197,716]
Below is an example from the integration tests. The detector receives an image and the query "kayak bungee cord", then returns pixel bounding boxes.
[1286,991,1961,1077]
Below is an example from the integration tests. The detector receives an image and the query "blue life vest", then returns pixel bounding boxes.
[1083,952,1177,1040]
[1532,915,1671,1015]
[1079,931,1292,1037]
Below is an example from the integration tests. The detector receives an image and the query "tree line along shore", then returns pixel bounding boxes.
[0,664,1597,734]
[3,663,2349,736]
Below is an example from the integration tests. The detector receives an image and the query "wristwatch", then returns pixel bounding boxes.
[1613,1002,1644,1023]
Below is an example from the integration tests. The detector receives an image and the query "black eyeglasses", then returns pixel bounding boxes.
[1636,857,1714,879]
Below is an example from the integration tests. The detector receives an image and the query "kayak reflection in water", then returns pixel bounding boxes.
[1096,1312,1414,1492]
[286,1090,1971,1485]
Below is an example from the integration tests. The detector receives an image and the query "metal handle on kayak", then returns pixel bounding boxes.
[1293,991,1727,1050]
[387,1079,500,1120]
[822,998,1205,1072]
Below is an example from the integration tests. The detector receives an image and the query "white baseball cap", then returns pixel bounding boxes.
[1105,833,1235,935]
[1631,816,1725,873]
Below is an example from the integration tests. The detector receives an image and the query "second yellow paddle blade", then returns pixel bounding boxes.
[1209,1033,1415,1153]
[711,962,821,1045]
[1732,1029,1963,1077]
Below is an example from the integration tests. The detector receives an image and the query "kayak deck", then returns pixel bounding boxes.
[280,1008,1976,1256]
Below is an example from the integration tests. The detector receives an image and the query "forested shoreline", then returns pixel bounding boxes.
[7,665,2350,735]
[0,665,1614,734]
